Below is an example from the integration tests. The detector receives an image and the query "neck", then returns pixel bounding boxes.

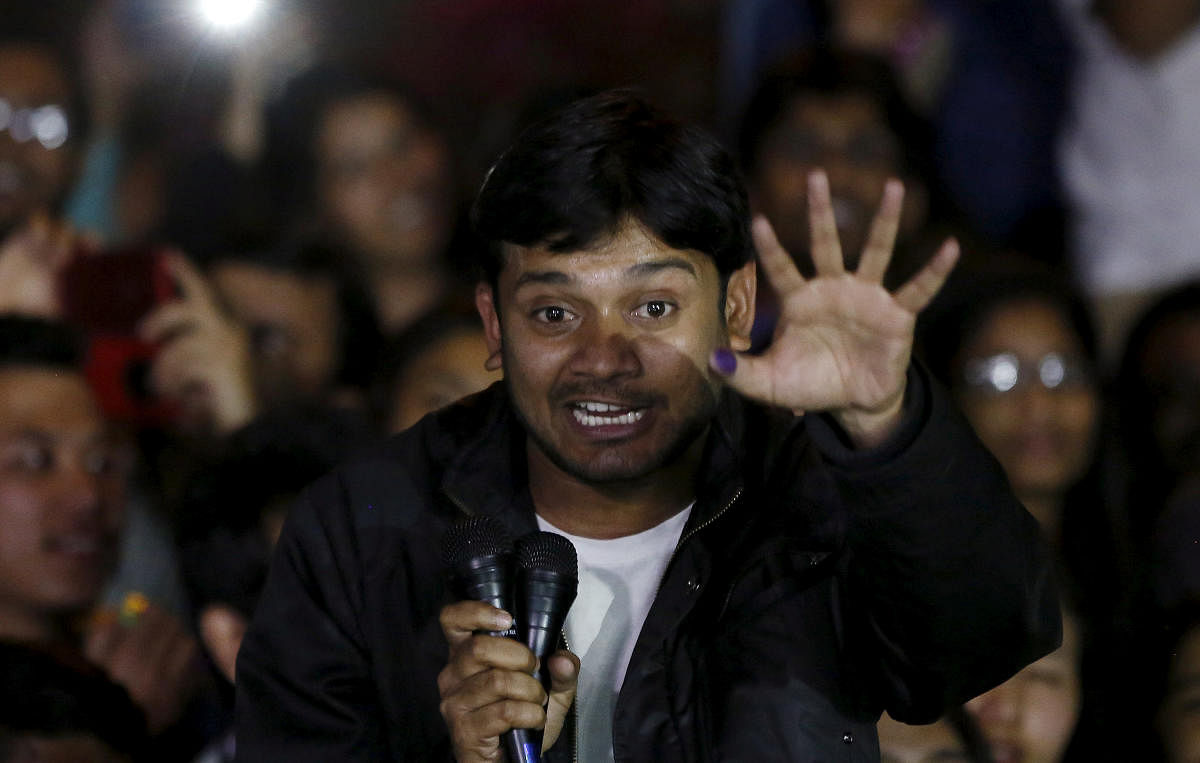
[528,436,704,540]
[1018,491,1064,546]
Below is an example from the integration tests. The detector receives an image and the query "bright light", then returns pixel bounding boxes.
[196,0,265,31]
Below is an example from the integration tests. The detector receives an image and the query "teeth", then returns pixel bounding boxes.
[579,402,620,413]
[572,408,644,427]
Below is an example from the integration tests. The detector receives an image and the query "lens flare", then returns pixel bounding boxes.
[196,0,265,31]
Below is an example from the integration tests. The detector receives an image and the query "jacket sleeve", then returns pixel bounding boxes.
[805,363,1062,723]
[234,475,391,761]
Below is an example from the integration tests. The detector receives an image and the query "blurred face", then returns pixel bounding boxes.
[966,614,1081,763]
[0,369,127,636]
[878,713,972,763]
[955,300,1099,506]
[1160,624,1200,763]
[476,222,754,485]
[751,92,914,268]
[388,327,502,433]
[1138,314,1200,479]
[317,93,452,269]
[210,262,341,406]
[0,44,78,237]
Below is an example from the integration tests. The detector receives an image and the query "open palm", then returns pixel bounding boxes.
[716,170,958,446]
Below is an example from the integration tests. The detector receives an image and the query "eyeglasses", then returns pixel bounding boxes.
[0,98,70,150]
[962,352,1094,396]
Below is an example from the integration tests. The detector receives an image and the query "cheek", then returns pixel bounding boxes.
[1022,684,1080,756]
[961,397,1018,447]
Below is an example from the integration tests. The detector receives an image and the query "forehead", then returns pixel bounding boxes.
[776,92,888,137]
[0,44,70,103]
[965,299,1081,357]
[0,367,100,433]
[318,94,420,148]
[500,222,719,289]
[212,262,338,323]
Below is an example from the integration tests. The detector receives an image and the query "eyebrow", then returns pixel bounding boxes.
[513,257,698,290]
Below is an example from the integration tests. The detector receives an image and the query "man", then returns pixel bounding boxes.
[236,92,1059,761]
[0,315,202,745]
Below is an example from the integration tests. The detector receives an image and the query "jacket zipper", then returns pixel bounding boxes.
[655,487,743,598]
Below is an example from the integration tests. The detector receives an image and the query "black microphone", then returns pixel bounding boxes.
[514,531,579,757]
[442,517,537,763]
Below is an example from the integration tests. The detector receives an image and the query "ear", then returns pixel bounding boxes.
[724,260,757,352]
[475,282,504,371]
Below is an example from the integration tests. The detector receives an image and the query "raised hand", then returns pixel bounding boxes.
[711,170,958,447]
[139,253,258,435]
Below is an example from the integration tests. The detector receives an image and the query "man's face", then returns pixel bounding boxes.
[316,93,452,269]
[476,221,754,485]
[0,368,126,628]
[210,261,342,407]
[751,92,914,271]
[0,44,78,237]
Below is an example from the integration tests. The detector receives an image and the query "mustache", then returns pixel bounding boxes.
[548,381,665,408]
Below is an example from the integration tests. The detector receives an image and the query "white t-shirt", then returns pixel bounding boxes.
[536,505,693,763]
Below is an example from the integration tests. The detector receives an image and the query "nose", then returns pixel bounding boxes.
[567,312,642,381]
[1017,381,1058,425]
[55,461,104,520]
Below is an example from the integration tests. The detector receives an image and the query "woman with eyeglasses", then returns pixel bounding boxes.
[916,256,1139,761]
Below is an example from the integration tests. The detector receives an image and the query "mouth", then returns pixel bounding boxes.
[570,401,647,428]
[43,530,114,562]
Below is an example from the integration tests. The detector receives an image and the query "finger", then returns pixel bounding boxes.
[165,251,220,314]
[751,215,804,295]
[139,301,200,342]
[544,650,580,746]
[439,635,538,697]
[807,169,845,276]
[439,601,514,647]
[447,698,546,762]
[856,178,904,284]
[709,347,777,405]
[893,238,960,314]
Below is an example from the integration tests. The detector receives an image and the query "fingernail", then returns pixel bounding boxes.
[711,348,737,376]
[494,611,513,630]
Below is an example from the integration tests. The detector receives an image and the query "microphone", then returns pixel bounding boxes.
[514,531,578,757]
[442,517,535,762]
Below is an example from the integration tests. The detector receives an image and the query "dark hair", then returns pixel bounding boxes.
[0,315,85,371]
[262,63,443,219]
[736,48,931,184]
[0,641,147,759]
[177,406,373,618]
[471,90,753,286]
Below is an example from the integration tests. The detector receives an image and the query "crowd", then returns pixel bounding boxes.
[1,1,1199,761]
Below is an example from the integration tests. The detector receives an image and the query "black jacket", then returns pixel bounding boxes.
[235,369,1060,761]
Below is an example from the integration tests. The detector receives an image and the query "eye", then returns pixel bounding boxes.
[634,300,674,320]
[82,445,133,479]
[532,305,575,324]
[1,442,54,474]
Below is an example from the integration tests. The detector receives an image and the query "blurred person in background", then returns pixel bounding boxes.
[1155,604,1200,763]
[372,303,501,435]
[917,261,1136,760]
[177,407,374,763]
[877,707,991,763]
[965,604,1083,763]
[263,66,468,335]
[0,315,209,757]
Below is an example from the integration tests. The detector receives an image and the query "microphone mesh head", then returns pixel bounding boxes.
[515,531,578,577]
[441,516,513,568]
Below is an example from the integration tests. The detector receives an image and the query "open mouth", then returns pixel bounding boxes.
[570,401,646,428]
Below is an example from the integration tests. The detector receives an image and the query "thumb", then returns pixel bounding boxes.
[542,651,580,751]
[709,347,777,405]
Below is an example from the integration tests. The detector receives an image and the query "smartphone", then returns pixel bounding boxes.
[58,247,178,426]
